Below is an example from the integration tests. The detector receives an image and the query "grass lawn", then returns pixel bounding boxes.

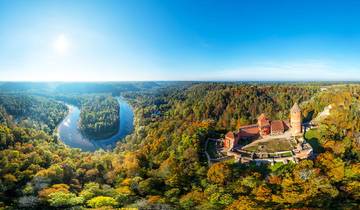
[243,138,293,153]
[269,153,278,157]
[270,162,296,175]
[280,151,293,157]
[305,128,320,140]
[304,129,324,153]
[268,151,292,157]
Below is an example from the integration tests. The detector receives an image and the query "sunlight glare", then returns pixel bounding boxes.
[53,34,70,55]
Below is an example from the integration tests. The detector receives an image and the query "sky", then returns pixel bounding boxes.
[1,0,360,81]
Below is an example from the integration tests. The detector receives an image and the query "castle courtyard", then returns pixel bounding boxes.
[209,103,314,164]
[241,130,296,153]
[241,137,295,153]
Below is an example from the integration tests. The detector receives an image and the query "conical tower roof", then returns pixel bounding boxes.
[257,113,267,121]
[291,103,301,113]
[225,131,235,139]
[257,113,270,127]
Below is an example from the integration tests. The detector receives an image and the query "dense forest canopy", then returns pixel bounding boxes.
[0,82,359,209]
[0,94,67,133]
[79,96,120,139]
[0,92,122,140]
[126,83,318,132]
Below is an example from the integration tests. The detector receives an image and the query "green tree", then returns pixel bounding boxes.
[87,196,118,208]
[48,192,83,207]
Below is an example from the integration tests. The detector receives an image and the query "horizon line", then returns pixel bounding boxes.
[1,80,360,83]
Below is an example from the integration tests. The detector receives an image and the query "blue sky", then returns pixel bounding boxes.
[1,0,360,81]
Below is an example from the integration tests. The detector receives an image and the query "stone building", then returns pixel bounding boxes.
[222,103,302,150]
[223,131,239,149]
[270,120,285,135]
[290,103,302,135]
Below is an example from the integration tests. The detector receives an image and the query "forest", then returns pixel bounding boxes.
[79,96,120,139]
[0,82,358,209]
[0,94,67,133]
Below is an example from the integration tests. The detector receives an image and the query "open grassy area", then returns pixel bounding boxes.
[242,138,294,153]
[268,152,292,157]
[279,151,293,157]
[304,129,324,153]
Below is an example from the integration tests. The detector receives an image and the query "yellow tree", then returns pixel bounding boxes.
[207,162,231,185]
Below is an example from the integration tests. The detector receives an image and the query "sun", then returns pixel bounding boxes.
[53,34,70,55]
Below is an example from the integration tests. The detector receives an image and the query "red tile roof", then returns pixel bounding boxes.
[225,131,235,140]
[239,126,259,137]
[271,120,284,134]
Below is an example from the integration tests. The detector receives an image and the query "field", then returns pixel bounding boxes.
[242,138,295,153]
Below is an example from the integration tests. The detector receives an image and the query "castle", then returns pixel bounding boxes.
[223,103,302,150]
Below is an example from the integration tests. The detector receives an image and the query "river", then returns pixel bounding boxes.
[57,97,134,152]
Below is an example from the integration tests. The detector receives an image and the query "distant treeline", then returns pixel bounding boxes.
[0,81,192,94]
[127,83,319,131]
[0,81,354,95]
[0,94,67,133]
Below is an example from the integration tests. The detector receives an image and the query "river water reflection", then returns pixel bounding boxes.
[57,97,134,152]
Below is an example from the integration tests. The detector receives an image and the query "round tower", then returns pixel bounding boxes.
[257,113,270,136]
[290,103,302,135]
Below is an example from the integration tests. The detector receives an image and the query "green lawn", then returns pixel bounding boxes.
[304,129,324,153]
[270,162,296,175]
[304,128,320,140]
[280,151,293,157]
[269,153,278,157]
[242,138,293,153]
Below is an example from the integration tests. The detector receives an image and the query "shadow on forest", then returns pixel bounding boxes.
[307,138,325,153]
[303,110,314,123]
[305,136,325,154]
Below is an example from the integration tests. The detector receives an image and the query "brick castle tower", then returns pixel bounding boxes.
[257,113,270,136]
[290,103,302,135]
